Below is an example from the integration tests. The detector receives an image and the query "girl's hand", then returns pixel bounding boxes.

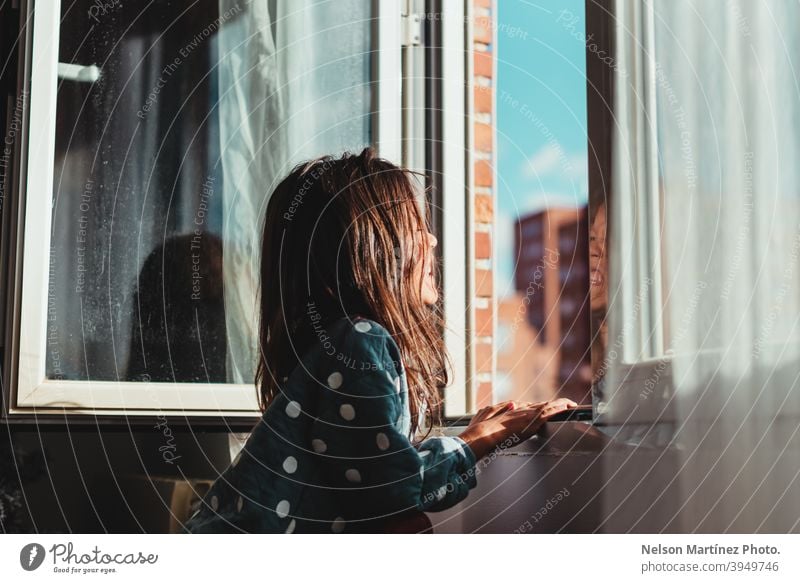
[467,400,520,425]
[458,398,578,460]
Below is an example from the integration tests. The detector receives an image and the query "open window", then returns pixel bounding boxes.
[1,0,472,422]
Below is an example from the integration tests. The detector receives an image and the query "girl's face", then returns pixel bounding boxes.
[410,228,439,305]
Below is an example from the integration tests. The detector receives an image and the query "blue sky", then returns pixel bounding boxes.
[495,0,588,296]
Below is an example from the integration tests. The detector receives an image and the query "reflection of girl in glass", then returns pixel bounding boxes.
[589,201,609,388]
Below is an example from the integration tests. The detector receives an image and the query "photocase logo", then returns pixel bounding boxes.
[20,543,46,571]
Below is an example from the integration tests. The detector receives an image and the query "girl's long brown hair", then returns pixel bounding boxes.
[255,148,448,438]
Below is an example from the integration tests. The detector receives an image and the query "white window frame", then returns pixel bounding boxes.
[10,0,412,416]
[601,0,671,423]
[439,0,471,419]
[383,0,473,419]
[10,0,473,419]
[609,0,663,366]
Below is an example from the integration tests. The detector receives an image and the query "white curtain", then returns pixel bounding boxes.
[218,0,285,386]
[607,0,800,532]
[217,0,372,386]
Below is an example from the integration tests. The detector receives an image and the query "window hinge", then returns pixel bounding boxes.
[401,13,422,47]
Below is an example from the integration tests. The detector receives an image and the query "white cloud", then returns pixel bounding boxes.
[521,144,589,185]
[521,143,562,178]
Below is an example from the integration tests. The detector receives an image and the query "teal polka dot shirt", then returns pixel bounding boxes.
[185,316,478,533]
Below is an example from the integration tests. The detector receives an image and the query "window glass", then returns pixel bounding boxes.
[47,0,372,383]
[653,0,800,368]
[494,0,590,407]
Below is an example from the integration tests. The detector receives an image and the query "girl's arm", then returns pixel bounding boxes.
[308,320,477,520]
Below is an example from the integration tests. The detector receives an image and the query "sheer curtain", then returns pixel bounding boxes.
[217,0,286,386]
[217,0,372,387]
[607,0,800,532]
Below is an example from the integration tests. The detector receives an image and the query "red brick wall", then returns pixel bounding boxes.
[471,0,496,409]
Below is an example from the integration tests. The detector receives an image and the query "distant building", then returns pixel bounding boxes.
[494,206,592,405]
[493,291,558,404]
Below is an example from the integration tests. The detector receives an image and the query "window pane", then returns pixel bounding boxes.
[494,0,591,407]
[654,0,800,365]
[46,0,372,383]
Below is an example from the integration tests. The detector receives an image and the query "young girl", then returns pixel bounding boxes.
[185,148,576,533]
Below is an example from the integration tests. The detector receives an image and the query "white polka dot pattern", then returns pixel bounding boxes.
[332,517,346,533]
[210,495,219,512]
[376,432,390,450]
[285,519,296,534]
[327,372,343,389]
[285,400,301,418]
[339,404,355,421]
[311,439,327,453]
[276,500,290,519]
[345,469,361,483]
[354,321,371,333]
[282,456,298,474]
[237,496,244,512]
